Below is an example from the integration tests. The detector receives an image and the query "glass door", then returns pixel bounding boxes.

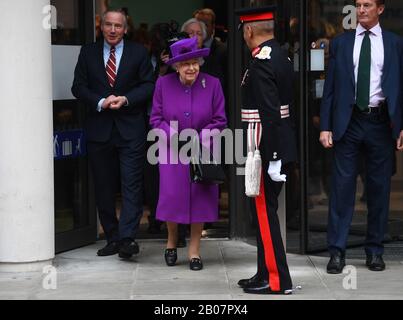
[230,0,303,252]
[305,0,403,252]
[51,0,98,253]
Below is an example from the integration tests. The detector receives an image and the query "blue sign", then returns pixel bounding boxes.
[54,130,86,160]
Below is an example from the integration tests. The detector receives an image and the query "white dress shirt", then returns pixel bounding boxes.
[97,40,128,112]
[103,40,124,70]
[353,23,385,107]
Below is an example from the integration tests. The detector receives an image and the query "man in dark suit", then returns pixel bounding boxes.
[72,9,154,259]
[236,6,297,295]
[320,0,403,274]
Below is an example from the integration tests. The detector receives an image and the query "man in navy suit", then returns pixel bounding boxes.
[72,10,154,259]
[320,0,403,274]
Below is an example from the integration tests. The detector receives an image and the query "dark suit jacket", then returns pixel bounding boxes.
[202,38,227,91]
[72,40,155,142]
[320,29,403,141]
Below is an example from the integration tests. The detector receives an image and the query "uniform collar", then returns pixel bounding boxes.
[252,47,261,58]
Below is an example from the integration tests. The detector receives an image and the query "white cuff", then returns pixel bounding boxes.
[97,98,105,112]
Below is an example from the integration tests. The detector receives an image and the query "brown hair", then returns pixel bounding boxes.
[193,8,216,24]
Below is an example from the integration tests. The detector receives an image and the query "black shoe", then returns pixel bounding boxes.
[366,254,385,271]
[327,251,346,274]
[243,280,293,295]
[238,274,262,289]
[97,242,120,257]
[119,239,139,259]
[189,257,203,271]
[177,236,187,248]
[165,249,177,267]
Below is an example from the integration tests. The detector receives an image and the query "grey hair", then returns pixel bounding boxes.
[245,20,275,34]
[101,9,128,29]
[172,58,205,71]
[181,18,208,41]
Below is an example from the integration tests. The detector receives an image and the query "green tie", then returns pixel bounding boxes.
[356,31,371,111]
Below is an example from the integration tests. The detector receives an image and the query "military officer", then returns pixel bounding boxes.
[236,6,297,295]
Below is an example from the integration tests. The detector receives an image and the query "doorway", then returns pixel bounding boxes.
[52,0,98,253]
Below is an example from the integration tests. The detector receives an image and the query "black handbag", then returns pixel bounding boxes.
[190,137,226,185]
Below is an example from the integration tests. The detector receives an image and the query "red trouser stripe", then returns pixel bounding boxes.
[254,174,281,291]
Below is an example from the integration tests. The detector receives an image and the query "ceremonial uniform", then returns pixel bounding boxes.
[241,37,297,293]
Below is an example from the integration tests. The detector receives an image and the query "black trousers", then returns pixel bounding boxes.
[250,165,293,291]
[328,109,395,256]
[88,122,146,243]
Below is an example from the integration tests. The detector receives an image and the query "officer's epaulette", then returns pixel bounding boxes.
[253,46,272,60]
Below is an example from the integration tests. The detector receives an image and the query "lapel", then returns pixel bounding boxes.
[114,40,129,87]
[97,41,110,87]
[382,30,391,84]
[344,31,356,86]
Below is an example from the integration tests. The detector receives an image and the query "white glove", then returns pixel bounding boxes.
[268,160,287,182]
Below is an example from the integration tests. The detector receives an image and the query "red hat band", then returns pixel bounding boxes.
[240,12,274,23]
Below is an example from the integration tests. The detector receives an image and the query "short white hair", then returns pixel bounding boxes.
[181,18,208,41]
[244,20,275,34]
[172,58,205,71]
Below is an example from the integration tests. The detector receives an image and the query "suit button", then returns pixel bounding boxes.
[185,112,191,117]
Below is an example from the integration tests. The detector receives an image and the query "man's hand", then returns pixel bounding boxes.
[102,95,117,110]
[397,130,403,151]
[160,51,170,64]
[320,131,334,149]
[268,160,287,182]
[110,96,128,110]
[159,51,170,76]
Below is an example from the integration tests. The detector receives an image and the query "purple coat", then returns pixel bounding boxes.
[150,73,227,224]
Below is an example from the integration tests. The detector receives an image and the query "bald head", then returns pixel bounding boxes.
[244,20,275,35]
[242,20,275,50]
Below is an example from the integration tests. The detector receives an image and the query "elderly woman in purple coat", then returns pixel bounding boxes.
[150,37,227,271]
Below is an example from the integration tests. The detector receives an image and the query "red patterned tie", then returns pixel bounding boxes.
[106,46,116,87]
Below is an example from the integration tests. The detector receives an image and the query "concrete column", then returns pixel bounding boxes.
[0,0,54,272]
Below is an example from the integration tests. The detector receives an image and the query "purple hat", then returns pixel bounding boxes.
[166,37,210,65]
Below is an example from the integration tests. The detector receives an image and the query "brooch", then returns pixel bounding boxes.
[255,46,272,60]
[202,78,206,89]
